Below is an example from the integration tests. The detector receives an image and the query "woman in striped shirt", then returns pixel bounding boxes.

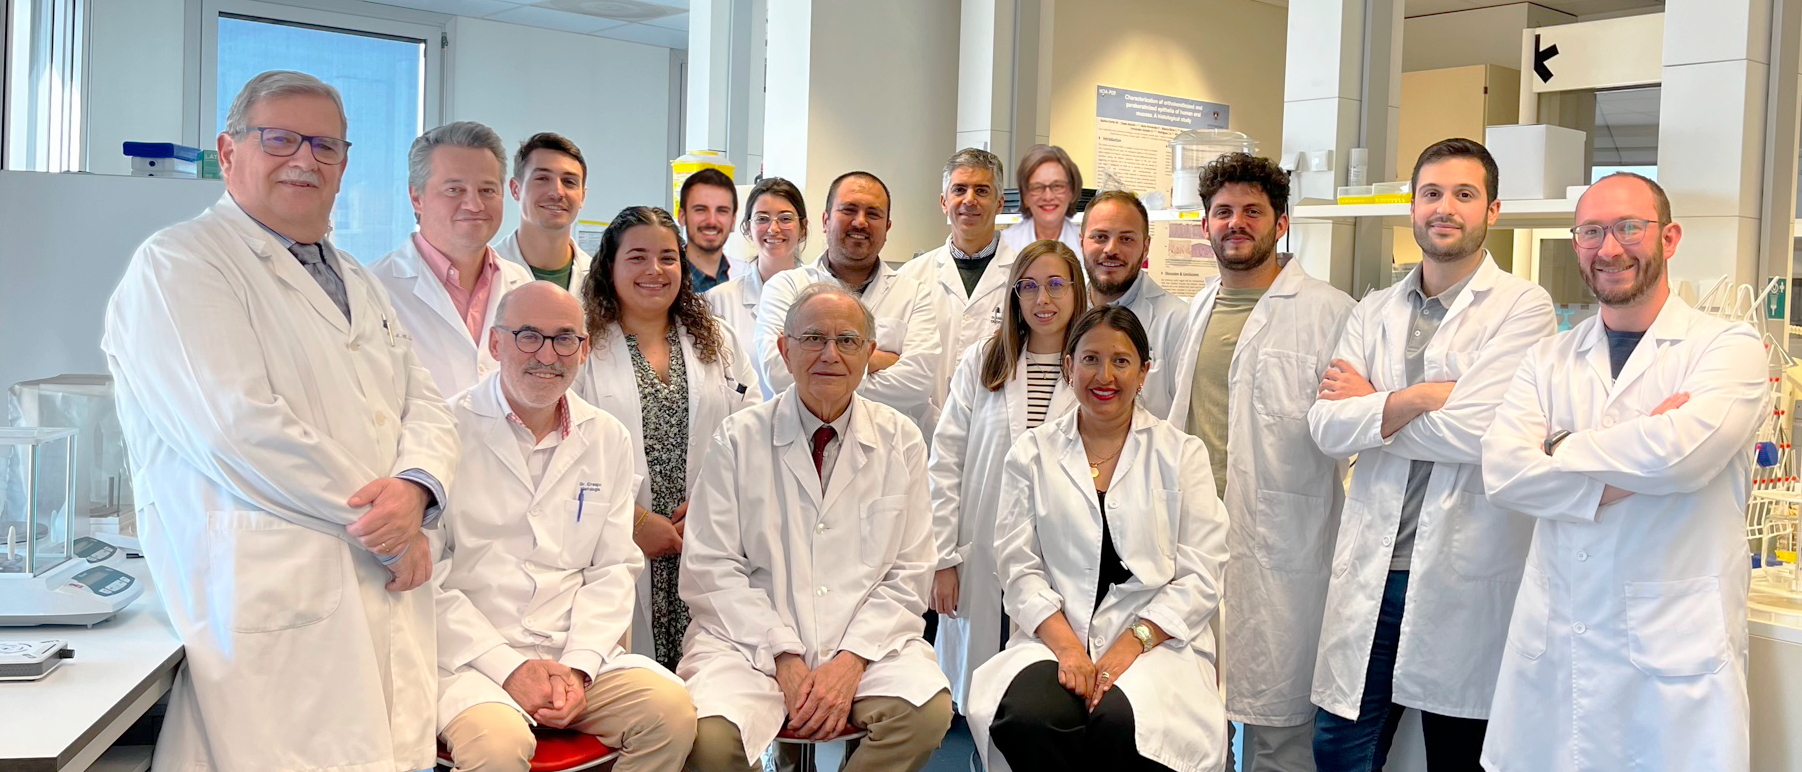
[926,239,1089,710]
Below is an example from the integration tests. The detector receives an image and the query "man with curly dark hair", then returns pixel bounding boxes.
[1165,153,1354,772]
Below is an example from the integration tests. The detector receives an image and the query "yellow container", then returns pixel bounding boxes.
[671,150,735,213]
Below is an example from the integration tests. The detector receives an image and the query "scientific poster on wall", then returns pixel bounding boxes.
[1150,217,1219,300]
[1093,85,1230,200]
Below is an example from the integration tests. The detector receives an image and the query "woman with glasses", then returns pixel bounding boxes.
[968,306,1229,772]
[927,240,1088,711]
[576,206,762,671]
[1002,145,1085,256]
[706,177,807,347]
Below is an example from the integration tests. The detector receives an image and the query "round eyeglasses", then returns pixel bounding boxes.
[495,326,587,356]
[1570,218,1664,250]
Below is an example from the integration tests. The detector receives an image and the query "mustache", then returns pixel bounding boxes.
[523,362,566,377]
[1426,215,1462,228]
[276,169,322,186]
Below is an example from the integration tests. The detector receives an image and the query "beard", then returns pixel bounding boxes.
[1214,227,1279,273]
[1414,215,1488,263]
[1582,244,1667,307]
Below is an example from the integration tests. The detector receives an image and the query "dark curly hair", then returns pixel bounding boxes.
[1197,152,1290,214]
[581,206,727,366]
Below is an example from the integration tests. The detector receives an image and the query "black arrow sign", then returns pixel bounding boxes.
[1534,33,1559,83]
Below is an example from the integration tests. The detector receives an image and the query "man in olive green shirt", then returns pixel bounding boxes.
[1165,153,1355,772]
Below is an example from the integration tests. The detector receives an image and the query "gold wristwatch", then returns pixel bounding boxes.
[1130,621,1156,653]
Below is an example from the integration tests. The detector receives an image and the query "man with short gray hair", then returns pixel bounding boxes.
[682,282,952,772]
[896,148,1018,404]
[103,69,458,770]
[372,120,532,397]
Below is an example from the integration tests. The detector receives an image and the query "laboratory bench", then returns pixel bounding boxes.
[0,558,181,772]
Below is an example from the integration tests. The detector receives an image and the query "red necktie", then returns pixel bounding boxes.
[811,425,837,480]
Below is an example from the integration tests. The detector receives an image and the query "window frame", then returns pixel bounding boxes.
[190,0,446,144]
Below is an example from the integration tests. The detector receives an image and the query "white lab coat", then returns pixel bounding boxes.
[967,406,1228,772]
[753,262,944,433]
[369,235,533,397]
[102,194,460,772]
[1306,255,1557,720]
[678,391,949,765]
[1103,273,1192,417]
[928,342,1077,706]
[435,373,680,730]
[1164,260,1355,726]
[493,229,592,298]
[893,237,1020,417]
[1000,216,1084,257]
[705,264,790,352]
[1479,297,1766,772]
[573,322,761,656]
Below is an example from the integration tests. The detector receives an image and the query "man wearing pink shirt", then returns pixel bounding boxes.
[372,120,532,397]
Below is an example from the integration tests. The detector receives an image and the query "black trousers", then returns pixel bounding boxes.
[990,660,1176,772]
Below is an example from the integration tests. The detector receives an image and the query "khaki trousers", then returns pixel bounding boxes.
[441,667,699,772]
[685,691,951,772]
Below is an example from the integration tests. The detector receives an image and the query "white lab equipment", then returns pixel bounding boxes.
[1168,129,1257,210]
[9,375,136,539]
[0,427,143,627]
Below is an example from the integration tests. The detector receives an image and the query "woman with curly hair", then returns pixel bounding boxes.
[577,205,762,670]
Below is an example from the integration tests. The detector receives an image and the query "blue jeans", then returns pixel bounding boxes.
[1312,571,1486,772]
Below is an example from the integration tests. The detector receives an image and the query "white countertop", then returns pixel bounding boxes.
[0,557,183,771]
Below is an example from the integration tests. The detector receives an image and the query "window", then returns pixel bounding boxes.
[4,0,85,172]
[211,11,429,262]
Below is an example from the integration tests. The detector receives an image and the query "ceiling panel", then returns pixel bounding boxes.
[365,0,522,15]
[643,11,688,31]
[484,4,629,33]
[591,21,687,48]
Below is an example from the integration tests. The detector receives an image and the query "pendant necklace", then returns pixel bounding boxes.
[1085,438,1126,478]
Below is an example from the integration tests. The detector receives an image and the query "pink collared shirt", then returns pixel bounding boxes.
[414,232,500,342]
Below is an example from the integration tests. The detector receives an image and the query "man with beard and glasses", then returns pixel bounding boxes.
[1479,173,1766,772]
[680,168,749,293]
[753,171,944,434]
[1163,153,1353,772]
[1078,189,1190,415]
[434,281,698,772]
[1307,138,1556,771]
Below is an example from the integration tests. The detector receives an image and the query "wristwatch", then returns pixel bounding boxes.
[1543,429,1572,456]
[1130,621,1156,653]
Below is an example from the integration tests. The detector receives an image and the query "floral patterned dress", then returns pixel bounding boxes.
[627,326,691,671]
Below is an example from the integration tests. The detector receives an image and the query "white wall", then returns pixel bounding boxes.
[446,17,675,238]
[1402,3,1575,72]
[763,0,962,261]
[1047,0,1288,184]
[0,172,226,392]
[83,0,188,176]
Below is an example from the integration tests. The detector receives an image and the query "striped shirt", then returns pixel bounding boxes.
[1024,351,1063,427]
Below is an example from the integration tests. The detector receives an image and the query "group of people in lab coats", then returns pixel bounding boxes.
[97,67,1766,772]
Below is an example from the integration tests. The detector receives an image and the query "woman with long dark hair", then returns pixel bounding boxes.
[577,205,761,670]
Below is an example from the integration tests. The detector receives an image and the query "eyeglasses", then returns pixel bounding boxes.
[495,325,586,356]
[1014,278,1073,299]
[785,332,872,353]
[1570,218,1664,249]
[751,212,800,227]
[1026,182,1071,196]
[244,126,352,165]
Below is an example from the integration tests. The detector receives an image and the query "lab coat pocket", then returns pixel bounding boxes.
[1507,565,1550,660]
[558,498,601,567]
[208,510,345,634]
[1250,350,1318,419]
[1252,489,1330,572]
[1625,576,1731,677]
[862,494,908,567]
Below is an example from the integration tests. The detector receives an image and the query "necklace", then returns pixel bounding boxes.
[1084,437,1127,478]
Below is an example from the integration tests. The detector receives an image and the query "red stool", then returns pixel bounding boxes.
[773,725,869,772]
[436,726,620,772]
